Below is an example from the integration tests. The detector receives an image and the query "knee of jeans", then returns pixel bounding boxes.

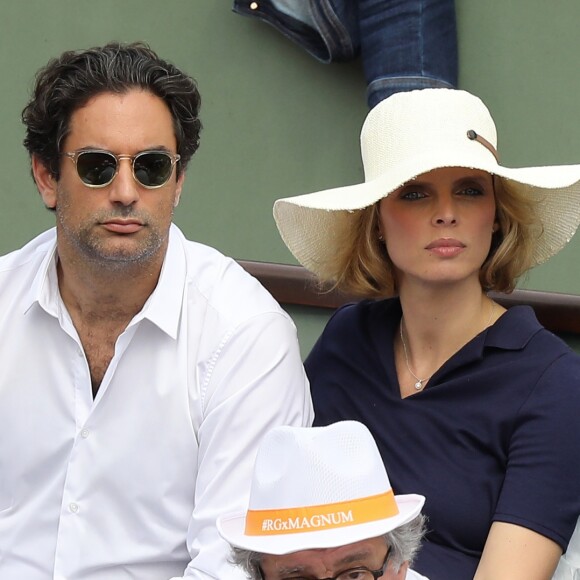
[309,0,360,61]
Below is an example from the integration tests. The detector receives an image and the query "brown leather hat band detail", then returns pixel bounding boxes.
[467,129,500,162]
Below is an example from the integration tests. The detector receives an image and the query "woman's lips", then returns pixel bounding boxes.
[425,238,465,257]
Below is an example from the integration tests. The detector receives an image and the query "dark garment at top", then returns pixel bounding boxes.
[307,298,580,580]
[233,0,457,108]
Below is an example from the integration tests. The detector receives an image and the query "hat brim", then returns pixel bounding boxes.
[273,157,580,274]
[217,494,425,555]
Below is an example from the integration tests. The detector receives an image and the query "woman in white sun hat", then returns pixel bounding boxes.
[218,420,427,579]
[273,88,580,580]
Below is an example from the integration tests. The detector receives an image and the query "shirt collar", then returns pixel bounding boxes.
[24,229,59,316]
[24,224,186,339]
[483,303,543,350]
[384,298,542,352]
[430,304,543,381]
[129,224,186,339]
[381,297,543,368]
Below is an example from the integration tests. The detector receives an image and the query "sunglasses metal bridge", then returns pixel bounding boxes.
[64,149,181,189]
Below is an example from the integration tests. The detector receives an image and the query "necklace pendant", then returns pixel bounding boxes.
[414,380,423,390]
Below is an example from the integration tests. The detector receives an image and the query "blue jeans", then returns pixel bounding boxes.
[233,0,457,108]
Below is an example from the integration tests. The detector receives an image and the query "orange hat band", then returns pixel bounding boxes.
[245,490,398,536]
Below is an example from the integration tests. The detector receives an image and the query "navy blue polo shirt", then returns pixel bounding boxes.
[307,298,580,580]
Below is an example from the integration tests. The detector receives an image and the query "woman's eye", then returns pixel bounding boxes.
[460,186,484,196]
[400,190,426,201]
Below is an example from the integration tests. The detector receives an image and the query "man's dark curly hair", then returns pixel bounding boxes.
[22,41,201,180]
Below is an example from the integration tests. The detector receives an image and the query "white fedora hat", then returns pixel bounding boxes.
[217,421,425,555]
[273,88,580,276]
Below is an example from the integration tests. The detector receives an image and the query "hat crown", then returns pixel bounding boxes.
[361,88,499,182]
[248,421,392,511]
[217,421,426,554]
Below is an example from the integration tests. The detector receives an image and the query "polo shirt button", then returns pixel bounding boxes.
[250,1,258,9]
[81,429,90,439]
[69,502,79,513]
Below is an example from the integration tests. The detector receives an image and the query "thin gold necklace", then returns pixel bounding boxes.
[400,301,496,391]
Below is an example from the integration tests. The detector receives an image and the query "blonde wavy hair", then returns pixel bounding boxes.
[322,175,541,299]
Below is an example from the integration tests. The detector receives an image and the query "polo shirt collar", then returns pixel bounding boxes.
[435,304,543,380]
[483,304,543,351]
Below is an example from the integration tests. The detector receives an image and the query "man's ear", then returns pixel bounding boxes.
[173,171,185,208]
[32,155,58,209]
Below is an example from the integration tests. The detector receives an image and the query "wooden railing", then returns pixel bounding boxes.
[238,260,580,335]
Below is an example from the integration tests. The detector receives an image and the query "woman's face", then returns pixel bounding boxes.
[378,167,497,291]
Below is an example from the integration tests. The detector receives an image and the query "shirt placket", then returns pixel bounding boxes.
[51,324,137,579]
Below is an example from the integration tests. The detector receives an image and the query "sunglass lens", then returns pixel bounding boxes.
[134,153,173,187]
[76,152,117,186]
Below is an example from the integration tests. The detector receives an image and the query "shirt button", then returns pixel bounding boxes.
[81,429,90,439]
[69,502,79,513]
[250,1,258,9]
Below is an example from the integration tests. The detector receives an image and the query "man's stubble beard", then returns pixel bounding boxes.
[55,188,173,272]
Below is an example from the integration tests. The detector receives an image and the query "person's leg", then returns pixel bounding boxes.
[309,0,359,61]
[361,0,458,108]
[232,0,457,108]
[233,0,359,62]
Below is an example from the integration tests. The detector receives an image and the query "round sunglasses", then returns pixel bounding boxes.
[64,149,181,189]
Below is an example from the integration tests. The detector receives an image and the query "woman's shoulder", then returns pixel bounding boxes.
[306,298,398,367]
[327,296,399,329]
[493,307,580,405]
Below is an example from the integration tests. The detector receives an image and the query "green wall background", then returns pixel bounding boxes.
[1,1,580,357]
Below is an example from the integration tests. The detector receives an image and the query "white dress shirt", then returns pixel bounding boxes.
[0,225,313,579]
[407,569,429,579]
[553,517,580,579]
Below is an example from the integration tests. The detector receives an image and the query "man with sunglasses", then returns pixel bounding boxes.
[0,42,312,579]
[218,421,428,580]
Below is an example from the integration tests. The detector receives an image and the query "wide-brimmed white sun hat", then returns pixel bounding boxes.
[273,88,580,276]
[217,421,425,555]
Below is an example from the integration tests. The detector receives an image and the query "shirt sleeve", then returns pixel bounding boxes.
[174,311,313,579]
[494,351,580,550]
